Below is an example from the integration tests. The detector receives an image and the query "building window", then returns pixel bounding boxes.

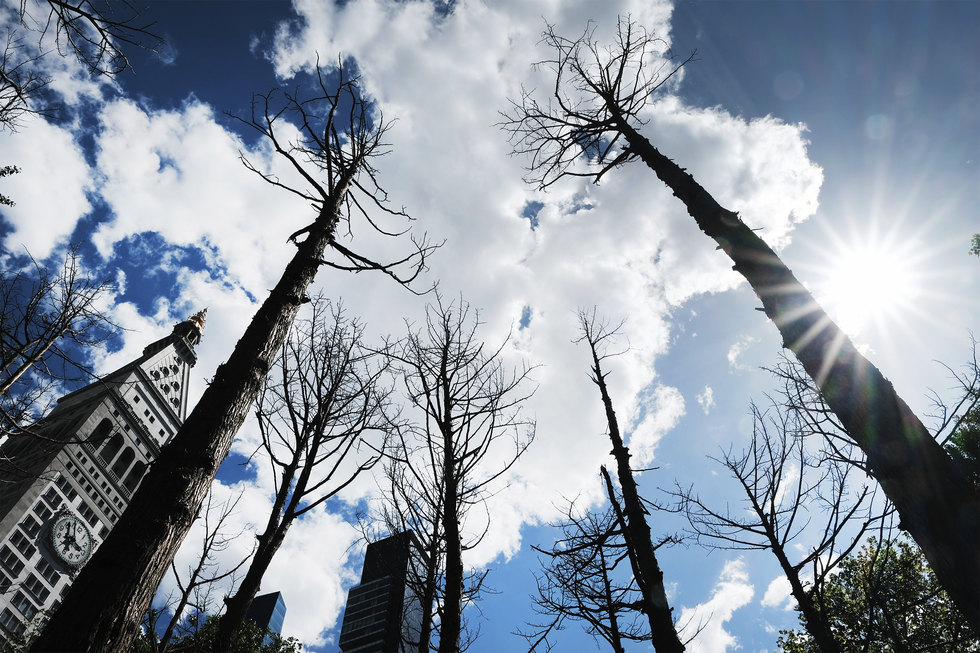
[0,569,11,593]
[42,487,63,510]
[19,516,41,538]
[10,531,36,560]
[0,546,24,575]
[35,558,60,586]
[148,415,155,424]
[79,504,99,528]
[11,591,38,620]
[55,475,78,502]
[134,395,141,403]
[32,503,52,522]
[23,574,49,604]
[0,608,24,636]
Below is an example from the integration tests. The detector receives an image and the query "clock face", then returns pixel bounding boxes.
[49,512,94,567]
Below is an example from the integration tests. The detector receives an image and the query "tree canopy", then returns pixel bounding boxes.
[778,536,979,652]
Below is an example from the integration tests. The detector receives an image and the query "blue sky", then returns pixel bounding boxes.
[1,1,978,651]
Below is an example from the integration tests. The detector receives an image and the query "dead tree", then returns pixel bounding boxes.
[574,310,684,652]
[30,61,436,653]
[0,245,116,458]
[160,491,253,653]
[501,19,980,629]
[517,493,653,653]
[2,0,162,130]
[670,393,890,652]
[212,297,395,652]
[381,295,536,652]
[133,490,252,653]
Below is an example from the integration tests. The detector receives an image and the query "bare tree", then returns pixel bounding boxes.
[574,310,685,652]
[0,247,114,403]
[0,32,54,131]
[378,295,535,652]
[212,297,394,652]
[0,246,117,467]
[133,490,253,653]
[31,61,436,653]
[501,18,980,628]
[161,491,253,653]
[671,394,890,652]
[1,0,162,130]
[517,493,654,653]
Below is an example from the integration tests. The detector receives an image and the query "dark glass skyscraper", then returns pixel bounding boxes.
[338,531,427,653]
[245,591,286,645]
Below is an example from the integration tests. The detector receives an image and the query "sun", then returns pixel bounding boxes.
[820,242,920,337]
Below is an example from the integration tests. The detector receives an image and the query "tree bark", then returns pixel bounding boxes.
[438,414,463,653]
[615,118,980,631]
[30,179,353,652]
[588,340,685,652]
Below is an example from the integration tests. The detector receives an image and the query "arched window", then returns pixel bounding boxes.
[110,447,136,479]
[99,433,124,465]
[123,462,146,494]
[90,417,113,442]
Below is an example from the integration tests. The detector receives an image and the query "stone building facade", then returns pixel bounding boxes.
[0,311,205,642]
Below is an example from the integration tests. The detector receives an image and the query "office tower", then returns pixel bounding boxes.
[245,591,287,645]
[0,311,205,643]
[338,531,427,653]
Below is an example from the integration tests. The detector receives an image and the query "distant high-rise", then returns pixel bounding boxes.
[245,591,287,645]
[338,531,427,653]
[0,311,205,643]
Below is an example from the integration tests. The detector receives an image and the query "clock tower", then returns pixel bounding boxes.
[0,310,206,642]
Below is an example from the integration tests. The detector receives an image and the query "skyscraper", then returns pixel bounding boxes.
[245,591,287,646]
[338,531,427,653]
[0,311,205,643]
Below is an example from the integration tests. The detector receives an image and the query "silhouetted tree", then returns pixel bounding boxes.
[0,245,116,457]
[0,163,21,205]
[501,18,979,628]
[132,490,252,653]
[517,490,659,652]
[574,311,685,652]
[212,297,394,651]
[671,395,888,652]
[31,61,436,653]
[1,0,163,130]
[378,295,535,652]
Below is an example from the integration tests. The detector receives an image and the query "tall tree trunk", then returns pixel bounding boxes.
[30,176,354,652]
[438,429,463,653]
[598,545,627,653]
[588,341,685,652]
[614,117,980,630]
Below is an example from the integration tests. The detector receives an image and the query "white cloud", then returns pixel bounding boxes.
[728,335,759,370]
[761,575,795,610]
[679,558,755,653]
[4,0,825,647]
[1,116,94,261]
[628,384,686,467]
[697,386,715,414]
